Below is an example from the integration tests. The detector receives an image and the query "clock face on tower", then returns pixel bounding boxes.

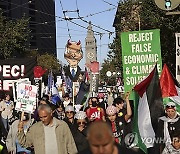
[87,52,94,59]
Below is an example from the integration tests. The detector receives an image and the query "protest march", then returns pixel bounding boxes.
[0,30,179,154]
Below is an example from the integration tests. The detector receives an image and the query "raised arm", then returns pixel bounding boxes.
[124,92,132,122]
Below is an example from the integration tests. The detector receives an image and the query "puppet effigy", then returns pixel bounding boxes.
[64,40,83,82]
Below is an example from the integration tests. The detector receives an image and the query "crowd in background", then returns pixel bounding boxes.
[0,91,179,154]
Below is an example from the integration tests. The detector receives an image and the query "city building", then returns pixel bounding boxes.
[0,0,56,55]
[85,21,97,67]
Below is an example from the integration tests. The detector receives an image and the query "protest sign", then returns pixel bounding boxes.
[176,33,180,82]
[121,29,162,99]
[15,83,37,113]
[0,57,36,91]
[12,78,31,102]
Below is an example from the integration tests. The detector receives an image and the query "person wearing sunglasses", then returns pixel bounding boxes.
[74,111,89,152]
[156,102,180,153]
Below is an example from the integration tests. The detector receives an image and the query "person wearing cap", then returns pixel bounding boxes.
[106,105,123,144]
[156,102,180,153]
[74,111,89,152]
[64,105,79,147]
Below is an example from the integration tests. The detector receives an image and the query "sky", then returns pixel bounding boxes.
[55,0,119,69]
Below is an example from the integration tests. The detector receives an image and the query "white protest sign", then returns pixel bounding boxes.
[15,84,37,113]
[176,33,180,83]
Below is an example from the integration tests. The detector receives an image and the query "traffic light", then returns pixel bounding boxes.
[154,0,180,11]
[165,0,171,10]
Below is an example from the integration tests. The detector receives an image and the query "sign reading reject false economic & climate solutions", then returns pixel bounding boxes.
[121,29,162,99]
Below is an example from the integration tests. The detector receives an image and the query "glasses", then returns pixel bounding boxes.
[77,122,86,125]
[66,111,74,114]
[166,105,175,108]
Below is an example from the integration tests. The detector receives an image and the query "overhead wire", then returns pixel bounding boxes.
[75,0,114,34]
[1,0,34,14]
[58,0,72,39]
[0,0,64,20]
[1,0,116,37]
[100,0,117,7]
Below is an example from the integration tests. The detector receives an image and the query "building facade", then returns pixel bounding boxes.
[0,0,56,55]
[85,21,97,67]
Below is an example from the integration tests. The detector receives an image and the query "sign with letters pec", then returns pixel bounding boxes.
[0,57,36,91]
[121,29,162,99]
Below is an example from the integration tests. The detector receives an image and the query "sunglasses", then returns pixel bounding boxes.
[66,111,74,114]
[77,122,86,125]
[166,105,175,108]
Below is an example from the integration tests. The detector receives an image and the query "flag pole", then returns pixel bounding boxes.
[72,82,75,107]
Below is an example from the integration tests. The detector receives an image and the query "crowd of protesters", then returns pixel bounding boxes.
[0,90,179,154]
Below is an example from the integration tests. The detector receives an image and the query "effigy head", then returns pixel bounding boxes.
[64,40,83,67]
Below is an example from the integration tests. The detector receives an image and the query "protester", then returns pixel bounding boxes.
[53,102,65,120]
[84,97,93,112]
[63,93,71,107]
[0,94,14,131]
[78,121,142,154]
[97,93,108,111]
[74,111,89,152]
[162,130,180,154]
[107,91,114,106]
[86,97,105,122]
[33,97,56,122]
[17,104,77,154]
[6,112,34,154]
[157,102,180,153]
[112,92,132,122]
[64,105,76,125]
[0,116,8,154]
[106,105,123,145]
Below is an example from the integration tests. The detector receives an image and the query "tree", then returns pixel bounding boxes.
[102,0,180,79]
[37,53,61,74]
[0,11,30,59]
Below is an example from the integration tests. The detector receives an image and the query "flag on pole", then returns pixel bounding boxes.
[48,70,54,95]
[133,65,164,153]
[160,64,180,113]
[76,67,90,105]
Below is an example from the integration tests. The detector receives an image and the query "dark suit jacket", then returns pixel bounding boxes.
[65,65,81,82]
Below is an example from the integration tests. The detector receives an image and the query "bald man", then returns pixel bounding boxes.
[17,104,77,154]
[78,121,143,154]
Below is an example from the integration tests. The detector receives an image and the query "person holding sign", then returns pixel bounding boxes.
[6,112,34,154]
[17,104,77,154]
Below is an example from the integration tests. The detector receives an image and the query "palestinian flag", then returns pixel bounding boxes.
[133,65,164,153]
[76,67,90,105]
[160,64,180,113]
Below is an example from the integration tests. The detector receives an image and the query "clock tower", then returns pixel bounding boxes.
[85,21,97,67]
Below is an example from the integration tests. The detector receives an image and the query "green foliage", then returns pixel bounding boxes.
[37,53,61,74]
[0,12,30,59]
[101,0,180,80]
